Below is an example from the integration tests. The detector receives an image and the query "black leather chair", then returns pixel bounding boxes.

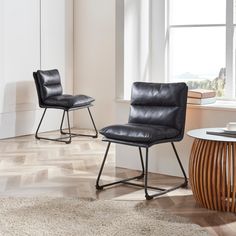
[96,82,188,200]
[33,69,98,144]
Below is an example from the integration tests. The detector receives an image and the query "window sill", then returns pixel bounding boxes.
[116,99,236,112]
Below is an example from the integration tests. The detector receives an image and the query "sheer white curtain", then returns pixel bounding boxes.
[122,0,165,99]
[124,0,150,99]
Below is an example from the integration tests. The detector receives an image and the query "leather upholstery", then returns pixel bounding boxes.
[34,69,63,102]
[129,82,187,132]
[33,69,95,109]
[100,82,188,145]
[100,124,179,144]
[44,94,94,109]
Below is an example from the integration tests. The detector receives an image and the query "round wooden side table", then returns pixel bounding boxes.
[188,128,236,212]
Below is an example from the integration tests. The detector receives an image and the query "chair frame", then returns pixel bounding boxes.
[96,138,188,200]
[35,105,98,144]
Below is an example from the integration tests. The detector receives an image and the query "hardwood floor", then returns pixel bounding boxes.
[0,129,236,235]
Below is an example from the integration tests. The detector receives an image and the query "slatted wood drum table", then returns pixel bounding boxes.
[188,128,236,212]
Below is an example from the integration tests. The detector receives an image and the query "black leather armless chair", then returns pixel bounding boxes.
[96,82,188,200]
[33,69,98,144]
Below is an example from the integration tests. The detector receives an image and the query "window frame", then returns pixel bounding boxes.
[166,0,235,98]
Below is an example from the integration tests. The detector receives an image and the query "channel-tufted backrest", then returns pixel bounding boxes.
[33,69,63,106]
[129,82,188,138]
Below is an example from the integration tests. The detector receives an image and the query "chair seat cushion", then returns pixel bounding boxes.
[100,123,180,144]
[44,94,95,109]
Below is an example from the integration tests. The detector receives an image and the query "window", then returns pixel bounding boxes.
[167,0,234,98]
[120,1,236,100]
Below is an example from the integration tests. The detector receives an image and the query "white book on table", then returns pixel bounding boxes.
[188,89,216,98]
[187,97,216,105]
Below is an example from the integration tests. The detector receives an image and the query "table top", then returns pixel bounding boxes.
[187,128,236,142]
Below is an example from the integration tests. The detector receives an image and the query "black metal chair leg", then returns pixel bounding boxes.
[60,110,66,135]
[65,111,72,144]
[96,142,111,190]
[144,148,153,200]
[96,141,188,199]
[35,108,47,140]
[171,142,188,187]
[87,107,98,138]
[36,106,98,143]
[137,147,145,179]
[60,107,98,138]
[96,144,147,190]
[35,108,71,144]
[144,143,188,200]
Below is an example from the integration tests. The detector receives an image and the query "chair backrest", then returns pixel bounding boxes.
[33,69,63,105]
[129,82,188,138]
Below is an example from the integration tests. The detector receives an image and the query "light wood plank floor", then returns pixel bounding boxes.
[0,129,236,236]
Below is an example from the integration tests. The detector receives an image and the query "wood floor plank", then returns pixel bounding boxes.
[0,129,236,235]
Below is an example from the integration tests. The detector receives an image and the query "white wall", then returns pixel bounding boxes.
[0,0,73,139]
[41,0,74,93]
[116,103,236,177]
[73,0,116,130]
